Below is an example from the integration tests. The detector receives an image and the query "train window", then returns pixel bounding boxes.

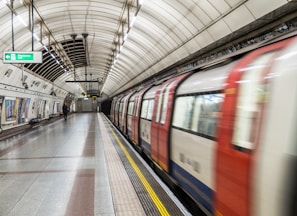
[160,82,175,124]
[191,97,202,132]
[155,93,163,123]
[119,102,123,113]
[232,52,273,151]
[194,94,223,137]
[132,100,136,116]
[147,100,154,120]
[128,102,134,115]
[156,81,174,124]
[141,100,149,119]
[172,96,195,130]
[141,99,154,120]
[135,97,140,117]
[115,102,119,112]
[173,93,223,139]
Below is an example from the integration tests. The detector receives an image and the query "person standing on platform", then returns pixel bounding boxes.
[63,103,68,121]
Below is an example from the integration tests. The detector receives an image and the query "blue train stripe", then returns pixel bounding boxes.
[127,129,132,138]
[140,138,151,156]
[170,161,213,213]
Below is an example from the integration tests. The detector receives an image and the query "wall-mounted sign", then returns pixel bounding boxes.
[3,51,43,64]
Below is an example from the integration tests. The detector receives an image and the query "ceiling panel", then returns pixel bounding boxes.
[211,0,230,14]
[196,0,220,20]
[223,5,255,32]
[245,0,287,19]
[207,19,231,41]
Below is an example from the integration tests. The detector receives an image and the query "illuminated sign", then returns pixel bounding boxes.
[3,51,43,63]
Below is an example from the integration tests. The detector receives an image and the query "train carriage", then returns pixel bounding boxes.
[118,96,124,129]
[110,97,117,123]
[251,37,297,216]
[127,93,136,139]
[113,95,123,128]
[129,86,151,145]
[139,85,159,157]
[215,38,294,216]
[170,62,238,214]
[150,73,191,172]
[119,91,135,134]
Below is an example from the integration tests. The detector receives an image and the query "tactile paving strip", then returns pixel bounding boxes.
[102,117,185,216]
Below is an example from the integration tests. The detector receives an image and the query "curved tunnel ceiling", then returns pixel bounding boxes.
[0,0,296,98]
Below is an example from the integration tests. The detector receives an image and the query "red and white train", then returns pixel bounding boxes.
[110,34,297,216]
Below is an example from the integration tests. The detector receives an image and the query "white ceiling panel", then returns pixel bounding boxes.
[184,39,201,55]
[223,5,255,32]
[196,0,221,20]
[191,3,212,25]
[186,13,205,34]
[173,21,195,41]
[210,0,230,14]
[194,30,215,49]
[207,19,232,41]
[245,0,287,19]
[14,30,35,51]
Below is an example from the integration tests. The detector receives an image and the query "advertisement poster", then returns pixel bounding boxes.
[57,102,61,113]
[0,96,4,130]
[5,99,16,122]
[17,98,23,124]
[16,98,31,123]
[24,98,31,122]
[14,98,20,125]
[32,98,38,117]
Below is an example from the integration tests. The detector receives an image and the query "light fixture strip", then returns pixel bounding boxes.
[39,21,42,42]
[102,0,145,94]
[27,0,74,74]
[16,14,28,27]
[11,0,15,51]
[31,0,34,51]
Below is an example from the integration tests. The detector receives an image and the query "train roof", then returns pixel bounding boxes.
[176,61,238,95]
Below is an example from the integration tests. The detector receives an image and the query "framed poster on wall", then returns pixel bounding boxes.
[0,96,4,130]
[5,97,16,122]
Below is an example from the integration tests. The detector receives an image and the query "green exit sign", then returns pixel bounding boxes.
[3,51,42,63]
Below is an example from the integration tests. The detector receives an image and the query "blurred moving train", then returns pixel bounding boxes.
[110,34,297,216]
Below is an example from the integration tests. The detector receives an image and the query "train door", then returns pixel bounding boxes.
[122,91,135,134]
[215,39,292,216]
[129,92,139,145]
[110,98,116,123]
[114,96,122,127]
[131,86,152,146]
[151,73,190,172]
[118,97,124,129]
[44,101,50,119]
[127,95,135,139]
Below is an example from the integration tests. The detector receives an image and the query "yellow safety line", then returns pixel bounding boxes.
[106,119,170,216]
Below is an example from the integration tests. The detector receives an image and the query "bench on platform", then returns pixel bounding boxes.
[29,118,42,128]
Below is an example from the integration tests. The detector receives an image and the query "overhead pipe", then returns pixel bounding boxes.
[10,0,14,51]
[82,33,89,84]
[70,34,77,80]
[82,33,88,90]
[31,0,34,51]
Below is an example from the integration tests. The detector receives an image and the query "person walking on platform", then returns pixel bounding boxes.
[63,103,68,121]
